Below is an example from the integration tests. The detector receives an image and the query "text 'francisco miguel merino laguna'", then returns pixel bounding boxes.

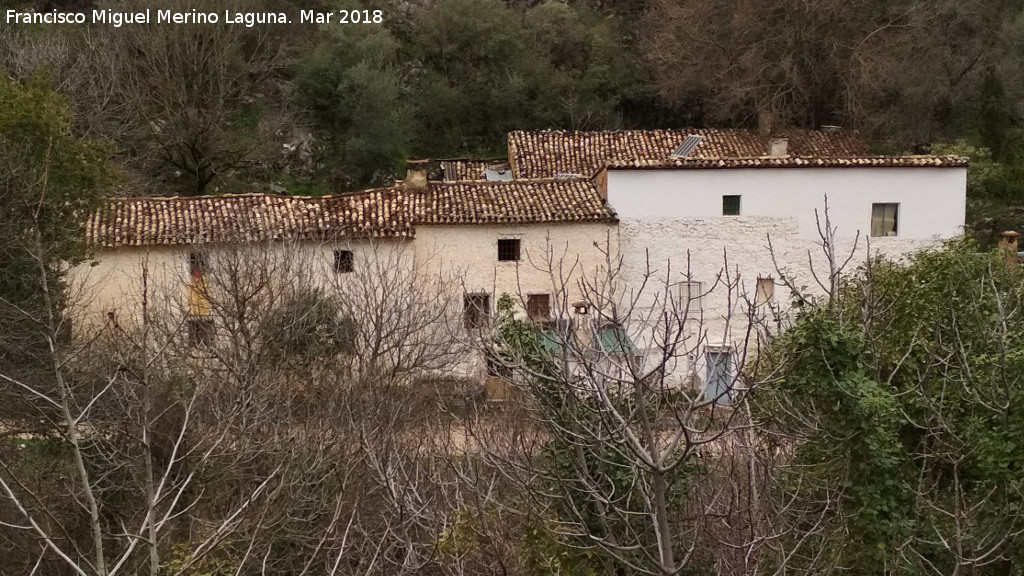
[6,9,298,27]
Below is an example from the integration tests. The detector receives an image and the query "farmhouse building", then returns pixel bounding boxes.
[72,128,968,398]
[499,130,966,395]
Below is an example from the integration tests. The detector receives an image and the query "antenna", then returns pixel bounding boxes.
[671,134,703,158]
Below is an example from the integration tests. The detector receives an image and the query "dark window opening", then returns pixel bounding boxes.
[463,293,491,329]
[722,195,741,216]
[498,239,521,262]
[188,251,208,277]
[487,356,512,379]
[527,294,551,321]
[333,250,354,273]
[187,318,215,347]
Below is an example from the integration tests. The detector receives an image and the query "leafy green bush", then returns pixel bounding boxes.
[754,240,1024,574]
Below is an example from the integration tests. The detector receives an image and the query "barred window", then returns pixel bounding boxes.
[497,239,521,262]
[722,195,741,216]
[463,293,491,329]
[527,294,551,321]
[187,318,215,347]
[188,251,208,276]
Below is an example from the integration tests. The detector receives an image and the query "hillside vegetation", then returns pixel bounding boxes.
[4,0,1024,205]
[6,2,1024,575]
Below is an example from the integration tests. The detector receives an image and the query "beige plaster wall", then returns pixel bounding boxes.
[69,239,409,332]
[412,222,618,315]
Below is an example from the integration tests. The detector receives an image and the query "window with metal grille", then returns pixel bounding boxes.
[497,239,521,261]
[333,250,354,273]
[463,293,490,329]
[527,294,551,321]
[871,203,899,237]
[188,251,208,277]
[722,195,741,215]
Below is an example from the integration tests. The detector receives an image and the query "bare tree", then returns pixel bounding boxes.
[0,0,303,196]
[0,233,530,576]
[449,237,791,575]
[642,0,1019,142]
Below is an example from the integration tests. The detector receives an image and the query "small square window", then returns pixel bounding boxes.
[755,277,774,306]
[527,294,551,321]
[463,293,491,329]
[497,239,521,262]
[487,356,512,379]
[187,318,215,347]
[333,250,354,273]
[722,195,741,216]
[871,203,899,237]
[680,281,703,314]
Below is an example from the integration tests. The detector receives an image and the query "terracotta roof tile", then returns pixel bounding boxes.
[415,180,614,224]
[606,155,969,169]
[507,129,869,178]
[86,191,414,248]
[439,159,512,181]
[87,180,615,248]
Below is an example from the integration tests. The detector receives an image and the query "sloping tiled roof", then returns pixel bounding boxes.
[607,155,969,170]
[439,159,512,181]
[87,191,414,248]
[507,129,870,179]
[415,180,614,224]
[87,180,615,248]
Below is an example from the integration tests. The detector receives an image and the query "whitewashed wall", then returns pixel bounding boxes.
[607,167,966,240]
[69,165,966,397]
[606,166,967,396]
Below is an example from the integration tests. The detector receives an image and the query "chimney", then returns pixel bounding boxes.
[768,137,789,157]
[404,159,429,192]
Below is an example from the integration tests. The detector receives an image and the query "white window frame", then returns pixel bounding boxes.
[755,277,774,306]
[680,281,704,315]
[704,347,734,405]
